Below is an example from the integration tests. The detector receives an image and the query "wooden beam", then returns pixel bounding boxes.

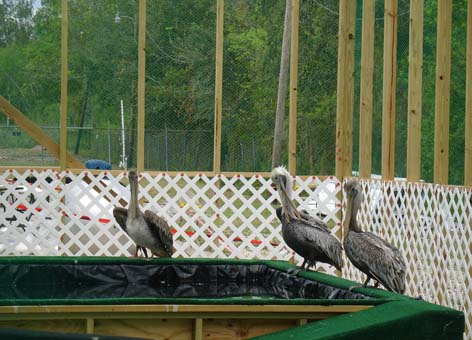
[137,0,146,172]
[213,0,224,174]
[358,0,375,179]
[433,0,452,185]
[0,96,84,169]
[406,0,424,183]
[465,0,472,187]
[0,98,129,207]
[0,304,372,315]
[381,0,398,180]
[335,0,356,179]
[288,0,299,174]
[60,0,68,170]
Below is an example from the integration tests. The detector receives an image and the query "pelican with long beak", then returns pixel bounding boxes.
[271,166,343,271]
[113,170,174,258]
[343,179,406,293]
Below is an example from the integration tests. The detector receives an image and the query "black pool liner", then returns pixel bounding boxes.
[0,263,368,301]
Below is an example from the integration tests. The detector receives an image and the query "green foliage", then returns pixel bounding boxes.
[0,0,469,182]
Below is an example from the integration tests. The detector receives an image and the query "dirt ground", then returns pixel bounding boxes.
[0,146,60,166]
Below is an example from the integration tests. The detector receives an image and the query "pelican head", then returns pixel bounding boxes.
[271,166,292,194]
[344,179,361,199]
[271,166,300,222]
[128,170,138,182]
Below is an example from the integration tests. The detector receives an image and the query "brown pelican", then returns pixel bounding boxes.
[343,179,406,294]
[113,170,174,258]
[271,166,343,271]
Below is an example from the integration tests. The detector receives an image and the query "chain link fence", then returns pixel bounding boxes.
[0,0,341,174]
[0,0,61,167]
[0,0,469,182]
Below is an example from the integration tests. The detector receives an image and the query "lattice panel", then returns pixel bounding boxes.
[0,169,62,255]
[342,179,471,338]
[0,170,341,274]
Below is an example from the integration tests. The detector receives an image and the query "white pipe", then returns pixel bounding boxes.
[120,99,127,169]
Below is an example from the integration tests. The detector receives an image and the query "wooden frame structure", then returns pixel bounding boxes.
[1,0,472,185]
[0,304,371,339]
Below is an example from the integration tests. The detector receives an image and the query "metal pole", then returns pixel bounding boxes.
[120,100,127,169]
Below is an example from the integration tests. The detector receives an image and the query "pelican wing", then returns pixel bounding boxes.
[345,232,406,293]
[143,210,174,257]
[294,220,343,270]
[113,207,128,232]
[299,209,331,233]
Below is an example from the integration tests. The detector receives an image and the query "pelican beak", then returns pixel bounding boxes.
[276,178,300,221]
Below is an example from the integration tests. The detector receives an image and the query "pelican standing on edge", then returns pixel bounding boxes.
[343,179,406,294]
[113,170,174,258]
[271,166,343,271]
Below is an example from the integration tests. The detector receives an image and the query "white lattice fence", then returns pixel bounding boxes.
[0,170,341,274]
[342,178,471,338]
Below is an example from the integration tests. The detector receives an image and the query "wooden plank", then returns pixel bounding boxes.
[288,0,300,174]
[466,2,472,335]
[202,319,295,340]
[0,304,372,315]
[137,0,146,172]
[60,0,68,170]
[358,0,375,179]
[0,168,338,181]
[213,0,224,174]
[406,0,424,183]
[381,0,398,180]
[465,0,472,187]
[433,0,452,185]
[335,0,356,179]
[94,318,193,340]
[194,318,203,340]
[0,96,84,169]
[0,319,84,334]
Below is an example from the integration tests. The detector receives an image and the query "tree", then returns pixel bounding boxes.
[271,0,291,169]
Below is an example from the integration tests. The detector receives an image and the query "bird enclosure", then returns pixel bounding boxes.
[0,169,470,338]
[0,0,471,339]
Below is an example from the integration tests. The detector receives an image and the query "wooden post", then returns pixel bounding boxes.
[406,0,424,183]
[288,0,299,174]
[465,0,472,187]
[60,0,68,170]
[433,0,452,185]
[213,0,224,174]
[193,318,203,340]
[465,3,472,333]
[85,318,94,334]
[381,0,397,180]
[358,0,375,179]
[137,0,146,172]
[335,0,356,179]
